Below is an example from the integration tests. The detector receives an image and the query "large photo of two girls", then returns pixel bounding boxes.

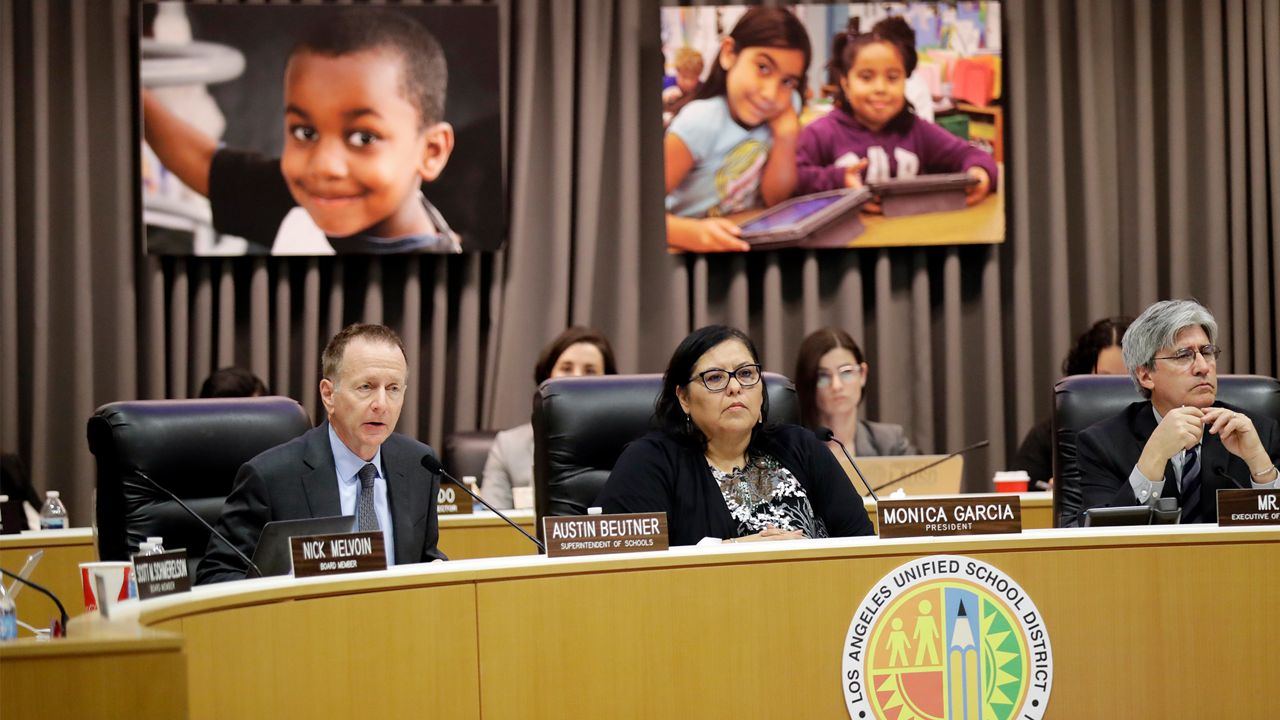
[660,3,1005,253]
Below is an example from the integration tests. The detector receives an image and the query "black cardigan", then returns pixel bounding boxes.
[596,424,875,546]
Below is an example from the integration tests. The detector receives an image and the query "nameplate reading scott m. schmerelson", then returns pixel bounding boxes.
[290,531,387,578]
[877,495,1022,539]
[1217,488,1280,526]
[132,549,192,600]
[436,480,473,515]
[542,512,668,558]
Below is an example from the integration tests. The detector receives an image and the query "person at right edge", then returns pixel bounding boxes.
[1078,299,1280,524]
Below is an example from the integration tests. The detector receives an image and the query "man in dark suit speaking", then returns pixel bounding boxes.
[198,324,446,584]
[1078,299,1280,523]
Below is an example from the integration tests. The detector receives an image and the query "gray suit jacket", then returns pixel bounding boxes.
[855,418,919,457]
[197,423,446,584]
[481,422,533,510]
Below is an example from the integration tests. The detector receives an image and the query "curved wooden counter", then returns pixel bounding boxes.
[45,525,1280,718]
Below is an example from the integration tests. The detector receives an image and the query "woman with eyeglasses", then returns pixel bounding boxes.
[794,328,919,482]
[597,325,874,545]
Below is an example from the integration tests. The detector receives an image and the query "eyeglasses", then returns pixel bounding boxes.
[1152,344,1221,368]
[690,364,762,392]
[816,364,862,388]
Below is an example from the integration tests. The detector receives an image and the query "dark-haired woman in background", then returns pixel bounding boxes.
[794,328,918,480]
[482,327,617,509]
[597,325,873,546]
[1011,316,1132,489]
[199,367,269,398]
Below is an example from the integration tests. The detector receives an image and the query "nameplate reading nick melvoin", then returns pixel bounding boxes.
[290,531,387,578]
[1217,488,1280,526]
[133,549,192,600]
[542,512,669,558]
[877,495,1022,539]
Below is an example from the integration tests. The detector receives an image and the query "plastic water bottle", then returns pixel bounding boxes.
[38,491,68,530]
[130,537,165,599]
[0,494,8,533]
[0,586,16,641]
[138,537,166,555]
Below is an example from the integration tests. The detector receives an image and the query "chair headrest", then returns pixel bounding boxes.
[532,373,798,519]
[88,396,313,493]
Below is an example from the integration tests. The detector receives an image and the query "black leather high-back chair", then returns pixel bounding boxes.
[532,373,799,529]
[443,430,499,482]
[1052,374,1280,527]
[88,396,312,569]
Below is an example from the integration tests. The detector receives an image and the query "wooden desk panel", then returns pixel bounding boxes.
[438,510,538,560]
[155,582,479,720]
[0,627,186,720]
[474,530,1278,718]
[47,527,1280,719]
[0,528,97,630]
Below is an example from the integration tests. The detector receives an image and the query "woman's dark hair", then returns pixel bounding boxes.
[534,326,618,385]
[829,16,917,129]
[1062,317,1132,376]
[794,327,866,428]
[199,367,270,398]
[655,325,770,447]
[695,7,812,106]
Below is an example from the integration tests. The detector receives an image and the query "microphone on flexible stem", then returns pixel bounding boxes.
[1216,467,1247,490]
[420,454,546,554]
[134,470,264,579]
[1,567,69,637]
[814,427,878,502]
[871,439,990,493]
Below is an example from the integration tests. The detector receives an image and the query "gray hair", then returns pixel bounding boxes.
[1121,299,1218,398]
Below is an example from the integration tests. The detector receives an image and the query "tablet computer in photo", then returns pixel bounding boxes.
[869,173,978,217]
[738,188,871,251]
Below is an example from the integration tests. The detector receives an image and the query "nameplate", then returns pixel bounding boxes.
[542,512,669,558]
[1217,488,1280,526]
[877,495,1022,539]
[436,480,473,515]
[132,549,192,600]
[290,531,387,577]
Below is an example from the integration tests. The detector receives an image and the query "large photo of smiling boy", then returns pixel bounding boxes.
[140,4,502,255]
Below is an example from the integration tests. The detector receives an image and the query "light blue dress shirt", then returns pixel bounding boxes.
[328,424,396,565]
[1128,406,1280,505]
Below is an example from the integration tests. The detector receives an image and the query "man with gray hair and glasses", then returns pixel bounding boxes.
[1077,299,1280,523]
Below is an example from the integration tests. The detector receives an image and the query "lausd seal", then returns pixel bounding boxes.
[842,555,1052,719]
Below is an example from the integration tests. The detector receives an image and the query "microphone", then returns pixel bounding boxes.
[420,454,546,554]
[134,470,263,579]
[1216,466,1247,489]
[814,427,878,502]
[872,440,990,493]
[1,567,68,637]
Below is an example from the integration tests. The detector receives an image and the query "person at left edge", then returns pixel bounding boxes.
[597,325,874,546]
[197,323,446,584]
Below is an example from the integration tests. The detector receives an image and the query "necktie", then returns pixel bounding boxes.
[356,463,381,532]
[1179,446,1201,522]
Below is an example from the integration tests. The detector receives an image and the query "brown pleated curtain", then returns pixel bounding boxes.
[1,0,1277,525]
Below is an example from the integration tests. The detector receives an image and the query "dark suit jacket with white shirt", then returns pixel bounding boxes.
[197,422,446,584]
[1077,400,1280,524]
